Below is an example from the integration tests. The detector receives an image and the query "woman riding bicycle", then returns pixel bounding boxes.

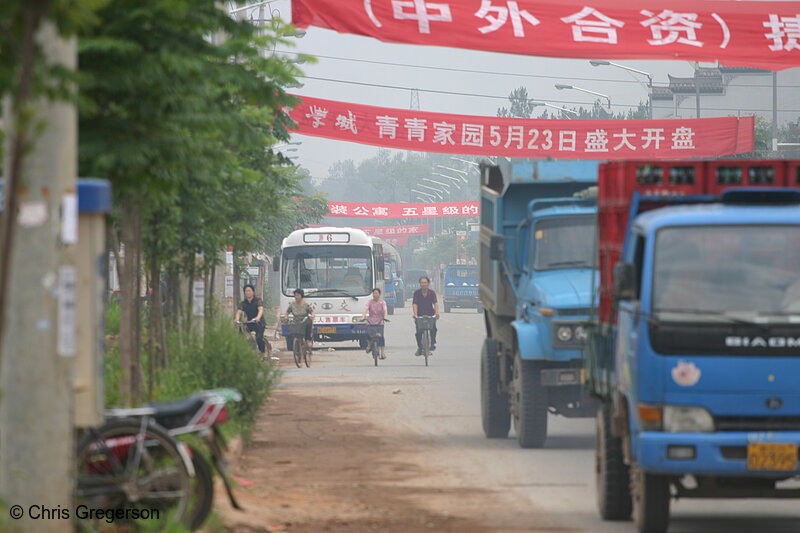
[284,288,315,350]
[361,287,388,360]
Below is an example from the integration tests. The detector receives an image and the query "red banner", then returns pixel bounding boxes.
[384,236,410,246]
[290,95,754,159]
[293,0,800,71]
[310,224,431,235]
[326,201,479,218]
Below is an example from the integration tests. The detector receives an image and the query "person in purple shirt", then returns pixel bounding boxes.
[412,276,439,356]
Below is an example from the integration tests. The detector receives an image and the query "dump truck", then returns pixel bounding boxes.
[479,159,599,448]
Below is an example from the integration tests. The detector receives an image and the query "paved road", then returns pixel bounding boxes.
[278,305,799,533]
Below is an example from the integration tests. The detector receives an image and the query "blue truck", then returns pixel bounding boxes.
[479,159,599,448]
[588,159,800,533]
[443,264,481,313]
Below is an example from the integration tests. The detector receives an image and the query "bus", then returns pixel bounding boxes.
[274,227,384,349]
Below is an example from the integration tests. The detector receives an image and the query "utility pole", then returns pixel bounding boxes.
[772,71,779,152]
[0,20,77,533]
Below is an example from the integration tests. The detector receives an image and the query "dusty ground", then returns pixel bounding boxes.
[214,386,491,533]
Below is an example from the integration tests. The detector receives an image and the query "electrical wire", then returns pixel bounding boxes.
[297,75,800,113]
[279,50,800,89]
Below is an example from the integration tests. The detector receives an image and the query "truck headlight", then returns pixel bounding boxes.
[556,326,573,342]
[574,326,588,342]
[663,406,714,433]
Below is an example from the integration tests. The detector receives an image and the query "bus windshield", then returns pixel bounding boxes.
[282,245,373,297]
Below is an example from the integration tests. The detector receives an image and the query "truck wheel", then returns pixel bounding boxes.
[481,338,510,438]
[631,467,670,533]
[444,304,451,313]
[596,402,632,521]
[396,294,404,308]
[388,304,395,315]
[512,356,548,448]
[359,337,369,349]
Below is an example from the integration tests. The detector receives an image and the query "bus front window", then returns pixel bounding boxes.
[282,245,373,297]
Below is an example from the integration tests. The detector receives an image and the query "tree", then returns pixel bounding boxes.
[497,86,535,118]
[78,0,306,404]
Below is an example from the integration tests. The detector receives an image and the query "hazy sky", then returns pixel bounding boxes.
[272,0,699,184]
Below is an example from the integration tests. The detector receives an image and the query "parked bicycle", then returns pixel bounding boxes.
[289,315,312,368]
[416,315,436,367]
[75,389,243,531]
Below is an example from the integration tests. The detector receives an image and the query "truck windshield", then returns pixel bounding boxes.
[282,245,373,297]
[653,226,800,320]
[533,215,596,271]
[445,267,478,285]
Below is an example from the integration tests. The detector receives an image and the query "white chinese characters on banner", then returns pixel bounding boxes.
[358,1,800,56]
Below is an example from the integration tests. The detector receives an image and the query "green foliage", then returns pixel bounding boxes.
[497,86,535,118]
[105,296,121,336]
[498,85,648,120]
[155,318,280,436]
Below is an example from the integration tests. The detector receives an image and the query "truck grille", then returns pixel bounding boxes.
[557,308,592,316]
[714,416,800,432]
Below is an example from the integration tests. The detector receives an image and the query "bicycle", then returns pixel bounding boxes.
[290,316,312,368]
[360,318,389,366]
[76,389,244,532]
[236,320,274,361]
[74,417,193,531]
[416,315,436,367]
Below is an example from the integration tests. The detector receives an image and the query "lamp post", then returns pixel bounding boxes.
[530,100,579,118]
[590,60,653,119]
[432,173,463,189]
[555,83,612,111]
[450,157,480,169]
[423,178,451,190]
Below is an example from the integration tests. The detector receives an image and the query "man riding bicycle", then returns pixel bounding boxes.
[284,288,315,350]
[361,287,388,360]
[412,276,439,356]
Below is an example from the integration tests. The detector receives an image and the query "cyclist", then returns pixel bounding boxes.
[284,288,315,351]
[234,284,268,357]
[361,287,388,359]
[412,276,439,356]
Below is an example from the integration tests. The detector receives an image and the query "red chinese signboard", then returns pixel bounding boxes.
[292,0,800,71]
[326,201,479,218]
[290,95,754,159]
[310,224,431,235]
[384,236,410,246]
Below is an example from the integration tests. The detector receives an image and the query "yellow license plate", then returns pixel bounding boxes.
[316,326,336,334]
[747,443,798,472]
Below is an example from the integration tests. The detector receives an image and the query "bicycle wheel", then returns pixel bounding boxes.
[293,337,302,368]
[186,447,214,531]
[372,339,379,366]
[303,341,311,367]
[75,418,192,531]
[422,330,430,367]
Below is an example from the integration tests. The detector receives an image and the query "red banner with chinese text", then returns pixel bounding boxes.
[292,0,800,71]
[289,95,754,159]
[325,201,479,218]
[310,223,431,235]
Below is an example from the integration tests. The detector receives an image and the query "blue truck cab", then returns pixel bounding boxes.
[443,264,481,313]
[383,262,396,315]
[479,159,599,448]
[589,160,800,533]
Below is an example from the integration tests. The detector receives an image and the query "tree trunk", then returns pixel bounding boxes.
[185,262,194,338]
[119,194,144,405]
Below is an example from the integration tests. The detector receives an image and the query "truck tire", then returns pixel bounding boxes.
[388,304,395,315]
[512,356,548,448]
[481,338,510,438]
[596,402,632,521]
[396,293,405,307]
[632,467,670,533]
[444,304,451,313]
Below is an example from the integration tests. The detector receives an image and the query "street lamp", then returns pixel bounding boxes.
[423,178,451,189]
[555,83,611,111]
[436,166,469,182]
[278,147,298,153]
[531,101,579,117]
[450,157,480,169]
[590,60,653,119]
[286,81,304,89]
[432,173,463,189]
[412,189,435,201]
[419,184,445,199]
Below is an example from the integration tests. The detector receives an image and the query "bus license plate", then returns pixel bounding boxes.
[317,327,336,334]
[747,443,798,472]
